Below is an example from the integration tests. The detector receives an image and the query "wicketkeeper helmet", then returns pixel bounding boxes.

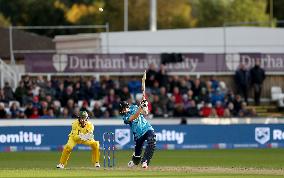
[79,111,89,120]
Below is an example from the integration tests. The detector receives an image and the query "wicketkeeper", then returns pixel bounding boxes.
[56,111,100,168]
[119,98,156,169]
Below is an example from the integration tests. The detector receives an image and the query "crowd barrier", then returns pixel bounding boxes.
[0,119,284,152]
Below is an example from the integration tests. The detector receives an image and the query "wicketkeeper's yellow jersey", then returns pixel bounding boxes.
[68,120,94,142]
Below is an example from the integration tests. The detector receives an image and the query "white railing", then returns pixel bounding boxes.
[0,58,19,89]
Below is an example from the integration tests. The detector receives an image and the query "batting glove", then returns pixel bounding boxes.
[85,133,94,140]
[79,133,87,141]
[140,99,148,108]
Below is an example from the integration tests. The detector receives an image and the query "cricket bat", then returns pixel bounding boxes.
[142,70,146,99]
[141,70,148,115]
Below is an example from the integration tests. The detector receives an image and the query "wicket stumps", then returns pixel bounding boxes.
[103,132,115,168]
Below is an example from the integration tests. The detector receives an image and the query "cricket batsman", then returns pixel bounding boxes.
[56,111,100,168]
[119,99,156,169]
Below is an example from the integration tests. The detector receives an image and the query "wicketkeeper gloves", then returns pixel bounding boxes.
[79,133,94,141]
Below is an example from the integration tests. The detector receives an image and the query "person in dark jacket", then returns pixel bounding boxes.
[146,63,157,89]
[234,63,250,103]
[250,60,266,105]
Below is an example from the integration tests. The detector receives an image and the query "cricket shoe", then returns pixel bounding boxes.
[127,161,135,168]
[141,161,148,169]
[56,163,64,169]
[95,162,100,168]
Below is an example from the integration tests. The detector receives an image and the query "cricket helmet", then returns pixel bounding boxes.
[78,111,89,120]
[119,101,129,114]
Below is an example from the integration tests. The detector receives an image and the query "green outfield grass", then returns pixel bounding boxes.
[0,149,283,178]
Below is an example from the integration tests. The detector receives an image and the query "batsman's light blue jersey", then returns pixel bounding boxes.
[122,104,154,140]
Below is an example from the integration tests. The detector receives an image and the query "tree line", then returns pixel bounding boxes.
[0,0,283,36]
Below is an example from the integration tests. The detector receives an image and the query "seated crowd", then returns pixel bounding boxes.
[0,65,256,119]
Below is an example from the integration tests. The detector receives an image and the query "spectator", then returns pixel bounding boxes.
[52,100,62,117]
[223,108,231,117]
[100,83,108,100]
[173,87,182,104]
[80,100,90,113]
[235,63,250,103]
[250,60,266,105]
[62,107,71,118]
[30,108,40,119]
[211,87,225,106]
[146,63,157,88]
[103,110,110,118]
[103,75,115,92]
[219,81,228,94]
[38,89,46,102]
[206,81,213,94]
[199,87,210,103]
[238,102,250,117]
[155,64,168,87]
[120,86,131,101]
[187,100,199,117]
[249,107,257,117]
[66,99,75,116]
[39,101,49,116]
[187,89,195,101]
[62,86,77,107]
[179,79,189,95]
[84,81,94,101]
[167,95,176,117]
[24,103,33,118]
[45,95,53,108]
[105,103,116,117]
[158,87,169,115]
[151,81,160,95]
[0,89,7,104]
[173,104,184,117]
[48,108,55,118]
[40,108,55,119]
[224,90,235,105]
[209,108,218,118]
[3,82,14,101]
[44,80,56,97]
[23,75,31,88]
[169,76,180,93]
[31,83,40,97]
[184,76,194,90]
[91,77,101,99]
[151,95,163,117]
[55,82,65,104]
[10,102,20,118]
[104,89,118,109]
[210,76,219,91]
[192,79,202,100]
[93,102,104,118]
[227,102,238,117]
[182,94,191,113]
[74,82,85,101]
[32,96,41,109]
[233,95,243,114]
[18,111,26,119]
[36,76,47,89]
[200,102,212,117]
[215,101,225,117]
[0,103,7,118]
[14,81,27,105]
